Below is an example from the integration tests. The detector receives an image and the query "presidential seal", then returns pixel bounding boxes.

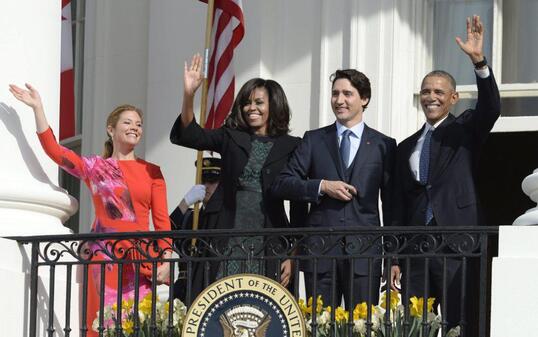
[182,274,306,337]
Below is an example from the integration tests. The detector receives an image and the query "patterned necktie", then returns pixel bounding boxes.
[419,128,434,224]
[339,129,351,168]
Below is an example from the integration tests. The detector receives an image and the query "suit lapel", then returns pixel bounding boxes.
[227,128,252,156]
[263,135,295,168]
[322,123,345,180]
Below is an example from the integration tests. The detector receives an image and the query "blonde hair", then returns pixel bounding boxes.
[103,104,144,158]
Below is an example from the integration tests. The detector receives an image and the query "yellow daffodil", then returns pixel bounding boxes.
[380,290,400,310]
[122,319,134,335]
[139,293,155,316]
[335,306,349,323]
[409,296,435,317]
[164,301,171,314]
[301,295,324,315]
[299,298,310,315]
[353,302,377,320]
[123,298,134,312]
[310,295,323,314]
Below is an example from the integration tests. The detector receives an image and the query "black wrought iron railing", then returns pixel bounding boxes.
[11,226,498,337]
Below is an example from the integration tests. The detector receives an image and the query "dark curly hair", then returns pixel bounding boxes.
[330,69,371,110]
[225,78,290,136]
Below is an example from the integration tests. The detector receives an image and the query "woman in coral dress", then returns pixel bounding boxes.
[9,83,171,336]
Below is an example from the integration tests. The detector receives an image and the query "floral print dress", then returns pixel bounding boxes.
[38,128,171,336]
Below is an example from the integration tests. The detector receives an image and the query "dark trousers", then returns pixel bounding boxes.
[404,256,479,336]
[173,260,207,305]
[404,257,462,326]
[305,259,380,309]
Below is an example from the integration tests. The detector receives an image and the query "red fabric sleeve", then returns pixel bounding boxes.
[150,165,172,251]
[37,127,86,179]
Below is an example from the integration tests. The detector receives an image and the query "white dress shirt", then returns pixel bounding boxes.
[318,120,365,195]
[409,117,447,181]
[336,120,365,167]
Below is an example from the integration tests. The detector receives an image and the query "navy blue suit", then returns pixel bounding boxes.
[393,69,500,228]
[272,123,396,306]
[393,68,501,333]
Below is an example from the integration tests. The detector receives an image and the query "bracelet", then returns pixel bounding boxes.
[473,56,487,69]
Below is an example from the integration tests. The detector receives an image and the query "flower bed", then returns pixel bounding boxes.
[94,290,460,337]
[299,291,460,337]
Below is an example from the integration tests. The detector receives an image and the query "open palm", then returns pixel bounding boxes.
[455,15,484,62]
[9,83,42,109]
[184,54,204,96]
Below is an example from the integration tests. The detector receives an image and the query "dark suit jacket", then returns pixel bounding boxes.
[393,68,501,227]
[271,123,396,274]
[169,185,223,302]
[170,116,308,230]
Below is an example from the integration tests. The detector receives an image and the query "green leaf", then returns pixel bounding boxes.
[428,325,440,337]
[408,318,419,337]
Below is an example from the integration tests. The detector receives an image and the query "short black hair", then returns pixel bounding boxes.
[225,78,290,136]
[422,70,457,90]
[330,69,371,109]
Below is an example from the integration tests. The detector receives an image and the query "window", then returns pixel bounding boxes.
[431,0,538,129]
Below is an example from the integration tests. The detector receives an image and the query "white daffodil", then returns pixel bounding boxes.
[369,315,379,331]
[317,310,331,326]
[91,316,100,333]
[353,318,366,334]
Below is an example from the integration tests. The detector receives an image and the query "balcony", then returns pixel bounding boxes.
[6,226,501,337]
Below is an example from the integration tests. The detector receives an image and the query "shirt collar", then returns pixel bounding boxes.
[425,114,449,131]
[336,120,365,138]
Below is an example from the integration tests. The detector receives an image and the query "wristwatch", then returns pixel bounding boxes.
[473,56,487,69]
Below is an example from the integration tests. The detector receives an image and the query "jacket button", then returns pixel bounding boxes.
[266,169,271,174]
[340,218,345,222]
[426,184,432,189]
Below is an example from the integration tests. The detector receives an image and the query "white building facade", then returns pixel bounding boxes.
[1,0,538,336]
[72,0,538,231]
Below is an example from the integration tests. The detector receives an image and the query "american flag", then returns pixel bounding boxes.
[60,0,75,140]
[202,0,245,129]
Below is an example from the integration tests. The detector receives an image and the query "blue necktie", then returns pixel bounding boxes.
[340,129,351,168]
[419,128,434,224]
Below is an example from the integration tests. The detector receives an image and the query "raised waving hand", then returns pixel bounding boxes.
[184,53,204,97]
[455,15,485,64]
[9,83,43,109]
[8,83,49,132]
[180,54,204,126]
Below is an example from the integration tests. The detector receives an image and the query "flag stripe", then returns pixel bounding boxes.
[201,0,244,129]
[60,0,75,140]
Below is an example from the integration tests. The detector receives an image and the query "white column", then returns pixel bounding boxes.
[0,0,77,236]
[490,170,538,336]
[490,226,538,337]
[0,1,79,335]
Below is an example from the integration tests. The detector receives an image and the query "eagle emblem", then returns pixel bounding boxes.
[219,305,271,337]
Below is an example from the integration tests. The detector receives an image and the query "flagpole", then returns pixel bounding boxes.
[193,0,215,231]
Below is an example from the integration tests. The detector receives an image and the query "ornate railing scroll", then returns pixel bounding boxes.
[10,226,498,337]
